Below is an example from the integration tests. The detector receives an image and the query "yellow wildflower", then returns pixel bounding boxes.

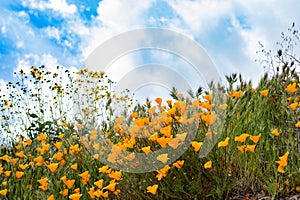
[260,89,269,97]
[11,158,19,165]
[204,94,212,102]
[276,152,289,167]
[232,90,243,98]
[79,171,90,185]
[219,104,228,110]
[60,189,68,196]
[4,171,11,177]
[34,156,43,166]
[38,177,48,191]
[142,146,152,154]
[47,163,59,172]
[148,106,156,115]
[168,138,180,149]
[74,188,80,193]
[71,163,78,170]
[19,164,29,171]
[177,93,183,98]
[191,141,203,152]
[64,179,75,189]
[250,134,261,143]
[149,132,159,141]
[289,102,298,110]
[94,179,103,189]
[88,187,96,198]
[108,170,122,180]
[76,124,83,131]
[160,125,172,137]
[58,134,64,139]
[55,142,62,150]
[16,151,25,158]
[157,154,169,164]
[69,193,82,200]
[246,145,256,152]
[0,189,7,196]
[99,166,111,174]
[156,137,169,148]
[53,152,63,161]
[155,97,162,105]
[218,137,229,147]
[36,133,47,141]
[278,165,286,173]
[285,83,297,93]
[201,113,217,125]
[0,155,10,162]
[16,171,24,179]
[204,161,212,169]
[237,145,247,153]
[47,195,54,200]
[234,134,249,143]
[156,165,170,180]
[103,182,117,192]
[147,184,158,195]
[130,112,138,119]
[272,129,280,136]
[173,160,184,169]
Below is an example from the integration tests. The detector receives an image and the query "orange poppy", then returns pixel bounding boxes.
[147,184,158,195]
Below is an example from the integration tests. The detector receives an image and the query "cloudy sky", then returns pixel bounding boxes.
[1,0,300,98]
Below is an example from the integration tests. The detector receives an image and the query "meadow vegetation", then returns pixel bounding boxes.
[0,25,300,199]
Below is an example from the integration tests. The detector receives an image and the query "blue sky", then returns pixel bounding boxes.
[1,0,300,90]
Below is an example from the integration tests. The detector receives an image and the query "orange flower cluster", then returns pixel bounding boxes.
[235,133,261,153]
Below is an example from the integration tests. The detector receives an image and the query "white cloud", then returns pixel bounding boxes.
[16,53,60,73]
[17,10,29,19]
[3,0,300,90]
[162,0,300,85]
[1,25,6,34]
[227,0,300,82]
[42,26,61,41]
[80,0,156,65]
[16,41,24,49]
[22,0,77,17]
[0,79,8,95]
[96,0,155,30]
[168,0,233,34]
[232,1,292,55]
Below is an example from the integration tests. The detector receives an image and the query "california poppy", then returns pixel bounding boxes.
[94,179,104,189]
[191,141,203,152]
[147,184,158,195]
[250,134,261,143]
[285,83,297,93]
[157,154,169,164]
[16,171,24,179]
[47,163,59,172]
[173,160,184,169]
[155,97,162,105]
[272,129,280,136]
[142,146,152,154]
[204,161,212,169]
[218,137,229,147]
[235,134,249,143]
[260,89,269,97]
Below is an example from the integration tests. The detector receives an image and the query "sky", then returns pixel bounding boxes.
[1,0,300,99]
